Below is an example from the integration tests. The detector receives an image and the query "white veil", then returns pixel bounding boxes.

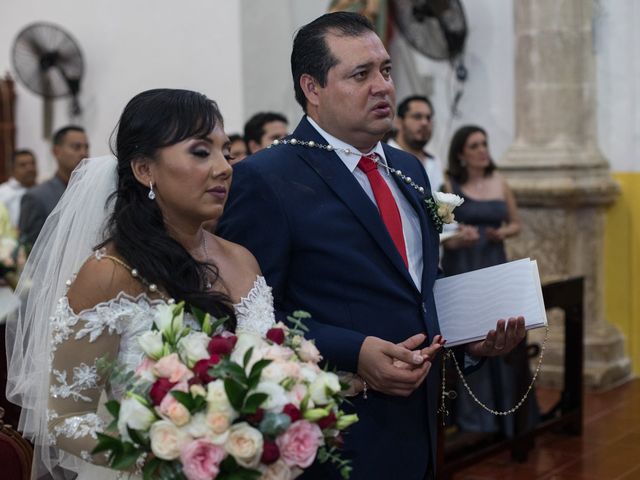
[5,155,118,478]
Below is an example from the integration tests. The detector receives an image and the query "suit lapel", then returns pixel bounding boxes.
[291,119,419,292]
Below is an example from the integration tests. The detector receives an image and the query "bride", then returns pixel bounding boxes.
[5,89,277,479]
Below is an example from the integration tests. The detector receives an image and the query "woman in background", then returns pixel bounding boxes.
[442,125,538,438]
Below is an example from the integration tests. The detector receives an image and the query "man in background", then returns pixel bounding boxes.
[243,111,288,154]
[19,125,89,246]
[0,149,38,229]
[389,95,444,192]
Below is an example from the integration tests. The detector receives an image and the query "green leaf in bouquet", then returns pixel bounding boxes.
[104,400,121,420]
[243,347,254,369]
[190,305,206,325]
[158,460,186,480]
[218,456,261,480]
[111,448,143,471]
[171,390,195,411]
[127,426,149,447]
[91,432,123,454]
[202,313,213,336]
[247,359,272,388]
[226,362,249,385]
[143,457,162,480]
[280,377,296,391]
[242,392,268,414]
[224,377,248,411]
[317,446,353,479]
[259,412,291,437]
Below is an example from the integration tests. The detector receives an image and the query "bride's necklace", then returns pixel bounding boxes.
[270,138,429,198]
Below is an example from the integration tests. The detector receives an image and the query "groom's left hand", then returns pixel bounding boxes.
[466,316,526,357]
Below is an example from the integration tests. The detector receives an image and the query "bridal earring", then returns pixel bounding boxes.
[148,181,156,200]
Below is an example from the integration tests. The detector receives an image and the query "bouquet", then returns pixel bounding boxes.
[93,303,358,480]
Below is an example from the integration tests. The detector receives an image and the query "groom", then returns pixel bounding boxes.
[218,12,525,479]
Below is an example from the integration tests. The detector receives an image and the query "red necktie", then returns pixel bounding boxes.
[357,155,409,268]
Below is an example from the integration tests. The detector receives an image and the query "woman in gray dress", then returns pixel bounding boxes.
[442,125,538,437]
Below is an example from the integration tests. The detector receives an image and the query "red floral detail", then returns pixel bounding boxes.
[193,354,220,384]
[261,439,280,464]
[149,377,177,406]
[208,335,237,356]
[266,328,285,345]
[317,411,337,429]
[282,403,301,423]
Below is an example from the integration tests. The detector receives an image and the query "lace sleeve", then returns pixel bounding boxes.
[47,297,122,465]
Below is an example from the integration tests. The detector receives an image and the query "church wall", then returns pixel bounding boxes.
[0,0,245,179]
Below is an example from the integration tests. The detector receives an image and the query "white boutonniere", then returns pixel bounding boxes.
[424,192,464,232]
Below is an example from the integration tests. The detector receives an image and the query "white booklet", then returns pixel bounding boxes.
[433,258,547,347]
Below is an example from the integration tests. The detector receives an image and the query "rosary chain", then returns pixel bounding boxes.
[439,325,549,420]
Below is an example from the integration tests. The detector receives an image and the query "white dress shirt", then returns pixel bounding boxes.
[307,117,424,289]
[0,178,27,228]
[386,139,445,192]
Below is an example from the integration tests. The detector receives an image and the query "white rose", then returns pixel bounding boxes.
[117,395,155,441]
[261,360,301,384]
[309,372,341,406]
[297,340,322,363]
[177,332,210,367]
[138,331,164,360]
[299,363,321,384]
[149,420,191,460]
[185,412,209,438]
[206,380,235,417]
[230,332,266,368]
[153,303,184,334]
[253,380,289,412]
[224,422,263,469]
[287,383,309,406]
[433,191,464,209]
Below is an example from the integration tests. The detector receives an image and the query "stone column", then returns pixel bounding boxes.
[501,0,632,389]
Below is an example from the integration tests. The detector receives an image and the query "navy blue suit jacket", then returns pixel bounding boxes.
[218,117,444,479]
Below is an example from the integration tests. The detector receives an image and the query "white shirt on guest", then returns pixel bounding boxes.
[386,139,445,193]
[0,177,27,228]
[307,116,424,289]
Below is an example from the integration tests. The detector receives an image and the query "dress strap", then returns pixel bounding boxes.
[93,248,169,301]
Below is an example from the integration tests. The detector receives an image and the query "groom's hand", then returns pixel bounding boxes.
[393,334,445,369]
[466,316,526,357]
[357,335,432,397]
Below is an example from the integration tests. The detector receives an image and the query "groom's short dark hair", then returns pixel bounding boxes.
[291,12,375,113]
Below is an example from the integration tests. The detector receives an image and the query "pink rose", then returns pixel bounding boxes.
[135,357,157,382]
[158,382,190,426]
[276,420,323,469]
[153,353,194,383]
[180,438,226,480]
[297,340,322,363]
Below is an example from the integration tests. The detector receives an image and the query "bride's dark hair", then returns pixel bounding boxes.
[101,88,235,325]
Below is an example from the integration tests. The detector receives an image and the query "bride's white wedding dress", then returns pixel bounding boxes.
[47,258,276,480]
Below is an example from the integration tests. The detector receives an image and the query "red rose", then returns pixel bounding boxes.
[261,439,280,464]
[193,354,220,384]
[266,328,285,345]
[149,377,177,406]
[245,408,265,426]
[317,411,337,429]
[208,335,237,356]
[282,403,301,423]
